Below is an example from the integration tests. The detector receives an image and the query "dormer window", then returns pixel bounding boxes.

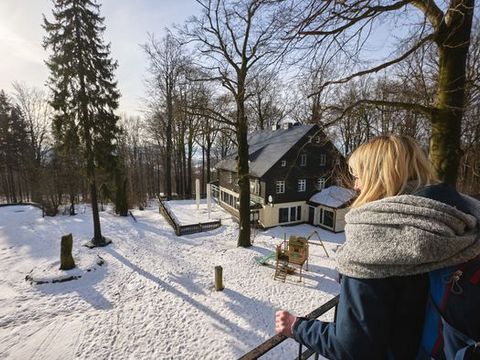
[281,160,286,167]
[300,154,307,166]
[319,154,326,166]
[276,181,285,194]
[316,177,326,190]
[298,179,306,192]
[228,172,233,183]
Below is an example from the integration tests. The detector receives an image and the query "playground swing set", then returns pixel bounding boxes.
[256,231,330,283]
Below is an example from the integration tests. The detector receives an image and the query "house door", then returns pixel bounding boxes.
[308,206,315,224]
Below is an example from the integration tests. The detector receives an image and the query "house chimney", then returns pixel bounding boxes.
[272,123,279,131]
[283,122,292,130]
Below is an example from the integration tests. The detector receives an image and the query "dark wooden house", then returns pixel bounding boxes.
[215,123,345,228]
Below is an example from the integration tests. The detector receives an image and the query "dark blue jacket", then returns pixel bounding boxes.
[292,183,470,360]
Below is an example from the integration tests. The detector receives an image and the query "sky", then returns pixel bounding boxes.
[0,0,200,117]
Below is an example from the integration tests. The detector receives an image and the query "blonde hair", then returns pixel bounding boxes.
[348,135,437,208]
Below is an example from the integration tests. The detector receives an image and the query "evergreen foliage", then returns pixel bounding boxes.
[0,91,31,204]
[43,0,121,245]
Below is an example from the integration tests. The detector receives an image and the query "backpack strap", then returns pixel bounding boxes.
[430,256,480,358]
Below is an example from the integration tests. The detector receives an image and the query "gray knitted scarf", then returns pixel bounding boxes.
[336,194,480,279]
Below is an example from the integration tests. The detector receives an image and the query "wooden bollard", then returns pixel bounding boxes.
[60,233,76,270]
[215,266,224,291]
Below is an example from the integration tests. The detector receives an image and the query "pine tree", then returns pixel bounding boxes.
[43,0,120,247]
[0,91,30,203]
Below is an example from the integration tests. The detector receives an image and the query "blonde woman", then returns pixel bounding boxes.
[275,135,480,359]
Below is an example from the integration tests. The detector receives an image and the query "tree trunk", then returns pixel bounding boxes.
[166,92,173,200]
[90,174,104,244]
[84,117,105,245]
[201,142,205,194]
[429,2,474,186]
[60,233,75,270]
[236,96,251,247]
[206,141,212,185]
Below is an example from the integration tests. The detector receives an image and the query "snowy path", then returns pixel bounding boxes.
[0,205,342,359]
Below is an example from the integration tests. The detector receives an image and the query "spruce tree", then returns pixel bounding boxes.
[43,0,120,247]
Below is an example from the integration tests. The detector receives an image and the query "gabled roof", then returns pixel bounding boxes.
[216,124,316,178]
[309,186,356,208]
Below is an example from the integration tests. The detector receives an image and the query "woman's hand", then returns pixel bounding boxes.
[275,310,297,337]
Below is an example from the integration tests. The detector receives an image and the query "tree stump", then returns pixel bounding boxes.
[215,266,224,291]
[60,233,76,270]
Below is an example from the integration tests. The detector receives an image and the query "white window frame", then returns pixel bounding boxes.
[316,177,326,190]
[250,179,260,194]
[300,153,307,166]
[297,179,306,192]
[276,181,285,194]
[319,154,326,166]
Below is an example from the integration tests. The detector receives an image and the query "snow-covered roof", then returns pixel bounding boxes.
[309,186,356,208]
[216,124,316,178]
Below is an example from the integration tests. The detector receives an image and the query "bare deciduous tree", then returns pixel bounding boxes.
[289,0,476,185]
[184,0,289,247]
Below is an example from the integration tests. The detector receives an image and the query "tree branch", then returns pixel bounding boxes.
[409,0,444,30]
[308,33,435,98]
[326,99,435,121]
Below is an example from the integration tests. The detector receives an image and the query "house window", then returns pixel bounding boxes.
[221,190,238,209]
[319,154,326,166]
[279,206,302,223]
[315,177,326,190]
[279,208,289,223]
[290,207,296,221]
[281,160,286,167]
[297,179,306,192]
[228,172,233,183]
[324,210,334,228]
[276,181,285,194]
[318,208,334,228]
[300,153,307,166]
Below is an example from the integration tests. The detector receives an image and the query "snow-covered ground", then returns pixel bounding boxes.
[164,199,228,225]
[0,204,344,360]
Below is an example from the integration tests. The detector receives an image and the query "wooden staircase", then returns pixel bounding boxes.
[274,259,289,282]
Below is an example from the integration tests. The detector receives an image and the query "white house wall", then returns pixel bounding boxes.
[260,201,306,228]
[334,208,349,232]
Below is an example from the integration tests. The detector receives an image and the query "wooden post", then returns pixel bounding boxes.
[196,179,200,210]
[60,233,75,270]
[207,184,211,219]
[215,265,224,291]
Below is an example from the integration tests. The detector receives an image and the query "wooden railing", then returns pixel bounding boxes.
[239,295,340,360]
[158,198,180,235]
[177,220,222,235]
[250,193,265,205]
[158,198,221,236]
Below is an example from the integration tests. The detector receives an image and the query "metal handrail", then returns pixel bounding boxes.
[239,295,340,360]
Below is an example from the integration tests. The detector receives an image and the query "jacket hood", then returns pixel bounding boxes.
[336,194,480,278]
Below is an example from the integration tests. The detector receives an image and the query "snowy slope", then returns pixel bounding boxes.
[0,204,343,360]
